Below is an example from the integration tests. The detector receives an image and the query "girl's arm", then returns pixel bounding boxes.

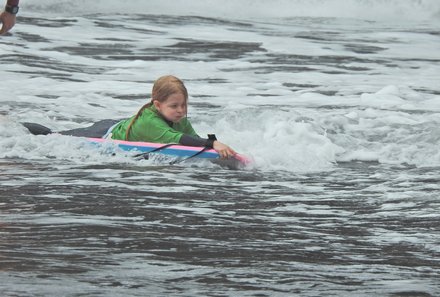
[179,135,236,158]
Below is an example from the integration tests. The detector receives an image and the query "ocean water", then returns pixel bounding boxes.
[1,0,440,296]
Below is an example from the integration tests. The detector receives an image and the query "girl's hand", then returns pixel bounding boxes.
[213,141,237,159]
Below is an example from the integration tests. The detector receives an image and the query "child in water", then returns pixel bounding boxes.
[23,75,236,159]
[109,75,236,159]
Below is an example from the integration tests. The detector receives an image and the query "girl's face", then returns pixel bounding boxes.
[154,92,187,123]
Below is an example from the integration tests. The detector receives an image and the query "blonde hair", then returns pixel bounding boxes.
[125,75,188,140]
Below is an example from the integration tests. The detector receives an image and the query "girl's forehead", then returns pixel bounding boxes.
[165,92,186,103]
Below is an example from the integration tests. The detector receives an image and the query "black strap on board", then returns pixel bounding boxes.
[169,146,210,165]
[133,143,177,160]
[135,133,217,163]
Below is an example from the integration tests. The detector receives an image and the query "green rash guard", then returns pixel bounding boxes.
[111,105,199,143]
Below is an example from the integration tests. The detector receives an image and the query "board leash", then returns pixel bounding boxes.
[169,146,210,165]
[133,143,177,160]
[133,144,211,165]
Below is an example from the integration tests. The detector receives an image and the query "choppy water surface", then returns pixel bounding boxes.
[1,159,439,296]
[1,1,440,296]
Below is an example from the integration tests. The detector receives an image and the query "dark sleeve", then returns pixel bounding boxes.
[179,134,215,148]
[7,0,19,6]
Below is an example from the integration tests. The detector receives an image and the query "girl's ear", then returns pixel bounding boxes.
[153,100,161,110]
